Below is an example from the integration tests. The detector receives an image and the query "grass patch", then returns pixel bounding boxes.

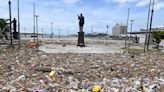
[127,48,144,54]
[122,48,160,54]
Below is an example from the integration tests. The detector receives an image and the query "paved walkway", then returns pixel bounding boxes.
[39,44,121,53]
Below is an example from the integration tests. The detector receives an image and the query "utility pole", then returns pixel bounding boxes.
[144,0,152,53]
[129,20,135,49]
[67,30,69,38]
[35,15,39,48]
[106,25,109,44]
[106,25,109,35]
[59,28,61,38]
[125,8,130,49]
[17,0,20,49]
[24,28,26,37]
[9,0,13,46]
[42,28,43,38]
[50,22,53,39]
[147,0,155,50]
[33,2,36,42]
[91,25,93,34]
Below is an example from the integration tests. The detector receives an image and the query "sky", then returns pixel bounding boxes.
[0,0,164,35]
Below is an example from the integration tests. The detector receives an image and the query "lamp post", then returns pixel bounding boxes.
[106,25,109,35]
[24,28,26,37]
[147,0,155,50]
[8,0,13,46]
[144,0,152,53]
[67,30,69,38]
[129,20,135,49]
[50,22,53,39]
[59,28,61,38]
[33,2,36,42]
[125,8,130,49]
[91,25,93,34]
[17,0,20,49]
[106,25,109,44]
[42,28,43,38]
[35,15,39,48]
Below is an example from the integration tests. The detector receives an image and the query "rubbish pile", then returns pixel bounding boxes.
[0,47,164,92]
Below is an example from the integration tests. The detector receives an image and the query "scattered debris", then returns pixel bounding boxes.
[0,41,164,92]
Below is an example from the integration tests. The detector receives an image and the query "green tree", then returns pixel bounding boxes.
[0,18,9,33]
[0,18,9,39]
[152,31,164,49]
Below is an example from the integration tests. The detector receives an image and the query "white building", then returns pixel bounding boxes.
[112,23,127,36]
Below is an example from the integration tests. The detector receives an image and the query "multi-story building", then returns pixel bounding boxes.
[112,23,127,36]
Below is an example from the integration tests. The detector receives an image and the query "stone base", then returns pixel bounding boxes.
[77,32,85,47]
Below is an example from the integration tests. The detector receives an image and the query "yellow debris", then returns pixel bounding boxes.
[49,71,55,77]
[92,85,102,92]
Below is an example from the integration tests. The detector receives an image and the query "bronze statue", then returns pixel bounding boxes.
[78,13,85,32]
[77,13,85,47]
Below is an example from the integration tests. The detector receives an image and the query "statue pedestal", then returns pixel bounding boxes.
[77,31,85,47]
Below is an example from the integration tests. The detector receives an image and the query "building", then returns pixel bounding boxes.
[152,27,164,32]
[112,23,127,36]
[126,27,164,44]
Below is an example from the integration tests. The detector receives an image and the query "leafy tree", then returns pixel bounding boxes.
[152,31,164,49]
[0,18,9,39]
[0,18,9,33]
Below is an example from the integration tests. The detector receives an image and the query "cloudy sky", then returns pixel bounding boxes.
[0,0,164,35]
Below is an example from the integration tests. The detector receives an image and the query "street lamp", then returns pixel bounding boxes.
[125,8,130,49]
[147,0,155,50]
[50,22,53,39]
[33,2,36,42]
[24,28,26,37]
[106,25,109,45]
[17,0,20,49]
[106,25,109,35]
[67,30,69,38]
[129,20,135,49]
[59,28,61,38]
[8,0,13,46]
[144,0,152,53]
[42,28,44,38]
[35,15,39,48]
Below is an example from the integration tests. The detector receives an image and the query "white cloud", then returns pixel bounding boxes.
[136,0,150,7]
[114,0,137,4]
[63,0,81,4]
[154,2,164,10]
[136,0,164,11]
[105,0,137,4]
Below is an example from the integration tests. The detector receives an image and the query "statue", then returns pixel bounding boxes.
[78,13,85,32]
[77,13,85,47]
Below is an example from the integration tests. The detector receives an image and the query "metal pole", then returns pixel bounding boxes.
[42,28,43,38]
[24,28,26,37]
[107,25,109,35]
[50,22,53,39]
[147,0,154,50]
[35,15,39,48]
[106,25,109,44]
[125,8,130,49]
[33,2,36,42]
[9,0,13,46]
[17,0,20,49]
[91,26,93,34]
[129,20,134,49]
[59,28,60,38]
[144,0,152,53]
[67,30,69,38]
